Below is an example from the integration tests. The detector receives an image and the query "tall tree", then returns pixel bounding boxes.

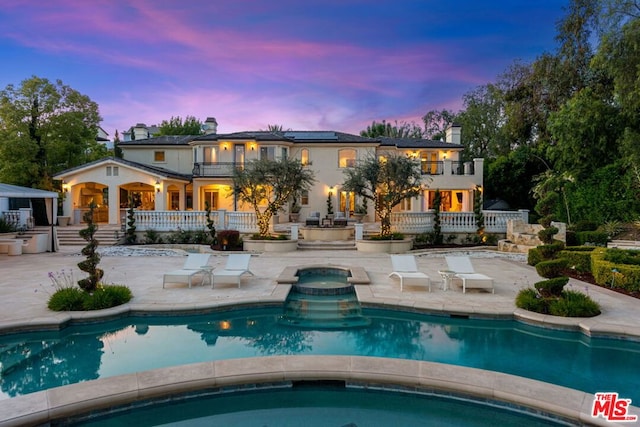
[232,158,315,237]
[341,154,423,237]
[0,76,103,189]
[156,115,203,136]
[360,120,423,138]
[422,109,457,140]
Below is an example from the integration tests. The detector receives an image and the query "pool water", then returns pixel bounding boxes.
[1,307,639,404]
[69,385,562,426]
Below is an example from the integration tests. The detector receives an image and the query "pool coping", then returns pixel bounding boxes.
[276,263,370,285]
[0,355,636,427]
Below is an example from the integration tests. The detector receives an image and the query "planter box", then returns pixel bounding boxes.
[57,216,70,226]
[300,226,353,241]
[355,238,413,254]
[243,238,298,252]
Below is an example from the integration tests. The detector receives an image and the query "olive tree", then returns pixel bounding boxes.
[342,154,424,237]
[232,158,315,237]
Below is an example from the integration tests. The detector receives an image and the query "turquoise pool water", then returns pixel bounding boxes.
[70,385,561,426]
[1,307,639,403]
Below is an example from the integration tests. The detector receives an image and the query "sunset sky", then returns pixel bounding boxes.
[1,1,568,137]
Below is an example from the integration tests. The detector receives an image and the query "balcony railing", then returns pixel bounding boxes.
[192,162,243,177]
[133,210,258,233]
[420,161,475,176]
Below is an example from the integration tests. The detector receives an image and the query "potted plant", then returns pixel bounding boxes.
[353,201,368,223]
[290,200,302,222]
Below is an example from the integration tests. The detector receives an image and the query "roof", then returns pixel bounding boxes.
[195,130,378,144]
[0,183,58,198]
[117,135,199,146]
[378,137,462,149]
[52,157,192,182]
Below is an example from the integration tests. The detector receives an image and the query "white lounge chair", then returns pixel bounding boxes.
[212,254,254,288]
[162,253,211,288]
[444,256,494,294]
[388,255,431,292]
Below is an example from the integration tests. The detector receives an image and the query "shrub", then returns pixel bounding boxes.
[603,248,640,266]
[515,288,547,313]
[535,259,569,278]
[565,230,578,246]
[572,220,598,232]
[534,276,569,297]
[83,285,132,310]
[0,217,16,233]
[48,284,132,311]
[527,247,544,266]
[48,287,86,311]
[369,232,405,241]
[144,229,160,244]
[548,290,601,317]
[538,241,565,259]
[558,248,594,273]
[538,226,558,244]
[591,248,640,292]
[575,231,608,246]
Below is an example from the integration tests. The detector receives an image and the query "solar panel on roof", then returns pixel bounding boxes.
[284,131,338,140]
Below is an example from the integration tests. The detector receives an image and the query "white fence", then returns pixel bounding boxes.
[131,209,527,235]
[133,210,259,234]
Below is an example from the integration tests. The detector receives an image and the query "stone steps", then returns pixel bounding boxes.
[56,225,122,246]
[296,240,356,251]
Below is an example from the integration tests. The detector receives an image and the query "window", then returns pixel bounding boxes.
[154,151,165,162]
[338,149,356,168]
[400,197,412,211]
[301,148,310,165]
[113,167,119,176]
[203,147,218,163]
[301,190,309,205]
[106,166,112,176]
[260,146,276,160]
[281,147,288,159]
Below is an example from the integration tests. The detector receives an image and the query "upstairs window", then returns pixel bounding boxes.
[260,146,276,160]
[154,151,165,162]
[338,149,356,168]
[301,148,310,165]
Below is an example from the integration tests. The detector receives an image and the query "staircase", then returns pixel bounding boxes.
[296,240,356,250]
[56,225,122,246]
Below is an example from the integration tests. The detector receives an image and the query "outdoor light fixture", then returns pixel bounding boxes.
[155,180,160,193]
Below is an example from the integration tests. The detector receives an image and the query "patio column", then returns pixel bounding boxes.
[108,184,119,225]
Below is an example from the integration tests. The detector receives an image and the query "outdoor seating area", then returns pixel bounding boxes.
[445,256,495,294]
[211,253,254,288]
[388,254,431,292]
[162,253,211,288]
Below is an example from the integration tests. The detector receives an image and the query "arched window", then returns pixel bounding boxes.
[301,148,310,166]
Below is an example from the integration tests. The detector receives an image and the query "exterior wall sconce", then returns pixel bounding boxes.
[155,180,160,193]
[62,181,69,192]
[443,153,447,160]
[250,144,256,151]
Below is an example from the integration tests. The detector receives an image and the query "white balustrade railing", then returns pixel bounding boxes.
[1,210,21,228]
[391,210,528,234]
[132,210,259,233]
[132,209,526,235]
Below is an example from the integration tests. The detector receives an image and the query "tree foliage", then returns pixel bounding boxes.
[422,109,457,140]
[0,76,104,189]
[341,154,424,237]
[232,158,315,237]
[157,115,203,135]
[360,120,423,138]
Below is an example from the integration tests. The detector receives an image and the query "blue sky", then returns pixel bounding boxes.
[1,0,569,137]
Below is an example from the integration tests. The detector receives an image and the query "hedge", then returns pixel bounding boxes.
[591,248,640,292]
[535,258,569,279]
[558,248,595,273]
[575,231,608,246]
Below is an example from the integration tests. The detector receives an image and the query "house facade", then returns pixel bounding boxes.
[54,123,484,227]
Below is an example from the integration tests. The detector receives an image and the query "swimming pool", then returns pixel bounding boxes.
[68,383,562,426]
[1,306,638,404]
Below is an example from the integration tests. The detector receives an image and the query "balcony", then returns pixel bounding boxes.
[192,162,243,177]
[421,161,475,176]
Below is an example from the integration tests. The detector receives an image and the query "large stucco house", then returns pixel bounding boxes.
[53,121,486,231]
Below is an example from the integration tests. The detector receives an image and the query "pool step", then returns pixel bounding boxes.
[280,294,370,328]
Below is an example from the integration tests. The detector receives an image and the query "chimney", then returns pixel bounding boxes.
[445,123,461,145]
[203,117,218,135]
